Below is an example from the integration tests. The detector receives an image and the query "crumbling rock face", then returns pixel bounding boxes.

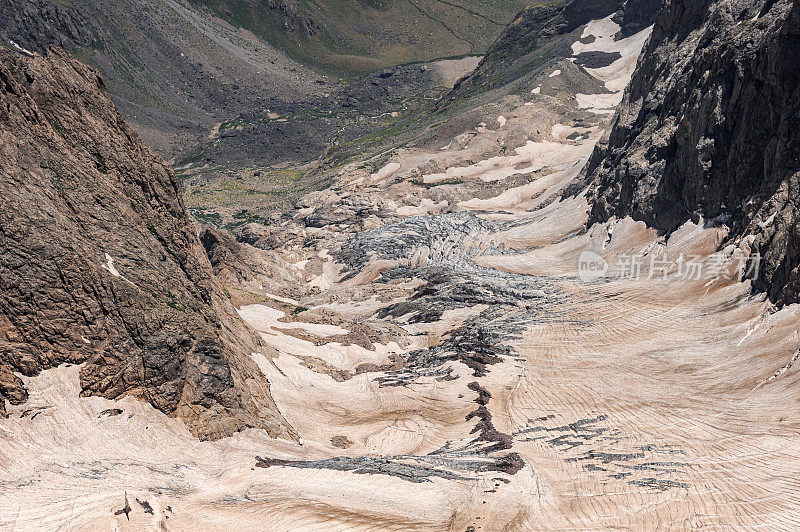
[588,0,800,305]
[0,48,294,441]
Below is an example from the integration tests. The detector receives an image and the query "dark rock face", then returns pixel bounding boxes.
[0,48,294,440]
[613,0,664,37]
[588,0,800,305]
[497,0,622,51]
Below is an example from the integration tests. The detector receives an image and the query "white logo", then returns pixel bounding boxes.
[578,251,608,282]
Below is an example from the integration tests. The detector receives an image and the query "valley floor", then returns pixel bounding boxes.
[3,16,800,531]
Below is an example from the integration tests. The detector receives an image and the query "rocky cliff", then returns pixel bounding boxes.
[588,0,800,305]
[0,48,294,441]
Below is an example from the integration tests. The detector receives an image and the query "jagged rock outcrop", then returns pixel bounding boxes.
[0,48,295,440]
[588,0,800,305]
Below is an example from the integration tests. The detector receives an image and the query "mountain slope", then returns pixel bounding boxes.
[440,0,625,102]
[0,0,541,157]
[0,0,323,156]
[188,0,534,75]
[587,0,800,304]
[0,47,294,441]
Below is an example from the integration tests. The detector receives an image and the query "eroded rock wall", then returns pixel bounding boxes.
[0,48,294,440]
[588,0,800,304]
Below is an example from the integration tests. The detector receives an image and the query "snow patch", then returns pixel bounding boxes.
[100,253,139,288]
[9,40,34,58]
[368,162,401,186]
[572,17,653,92]
[576,92,624,111]
[102,253,121,277]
